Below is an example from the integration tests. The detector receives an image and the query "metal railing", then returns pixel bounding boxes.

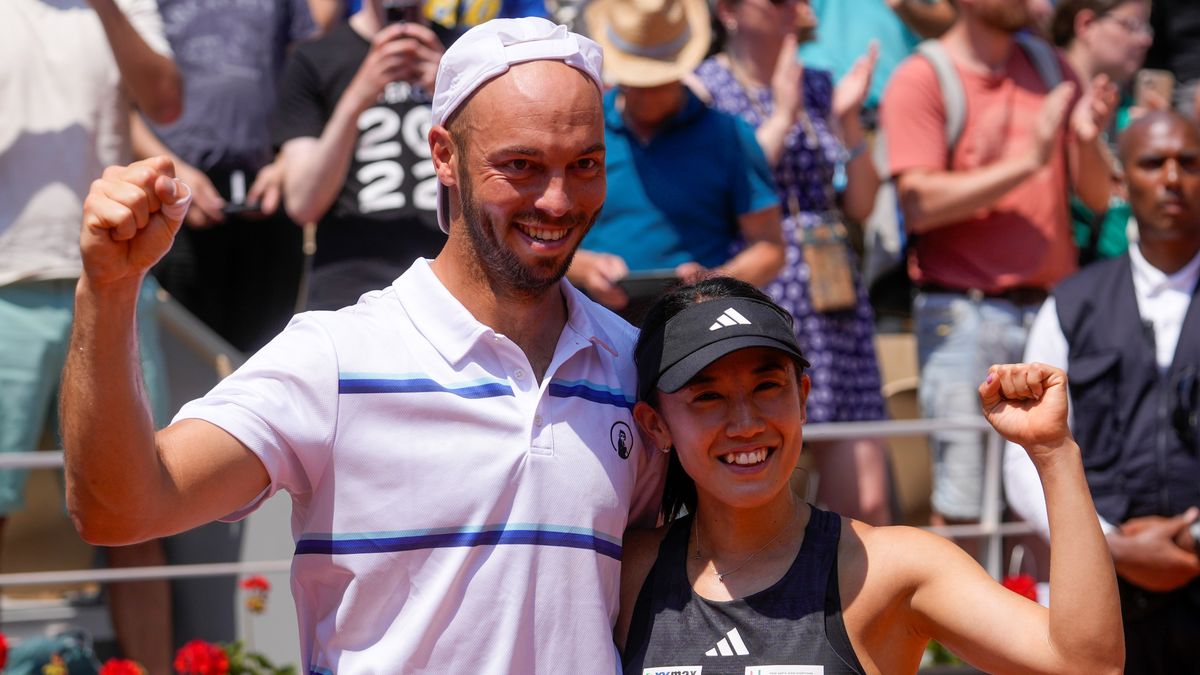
[0,416,1025,588]
[0,291,1029,591]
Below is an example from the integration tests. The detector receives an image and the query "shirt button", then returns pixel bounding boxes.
[534,415,543,427]
[514,369,525,380]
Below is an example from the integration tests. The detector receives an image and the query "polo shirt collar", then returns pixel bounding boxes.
[603,86,707,135]
[559,278,618,359]
[1130,242,1200,299]
[393,258,613,367]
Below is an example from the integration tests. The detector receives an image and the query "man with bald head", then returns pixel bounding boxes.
[59,18,665,672]
[1005,110,1200,672]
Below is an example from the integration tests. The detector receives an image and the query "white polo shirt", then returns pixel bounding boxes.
[176,259,665,673]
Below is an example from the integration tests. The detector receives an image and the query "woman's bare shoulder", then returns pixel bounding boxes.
[839,519,966,593]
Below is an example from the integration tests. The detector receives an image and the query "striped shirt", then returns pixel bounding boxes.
[176,258,665,673]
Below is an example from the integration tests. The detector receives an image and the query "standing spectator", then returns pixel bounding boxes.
[691,0,892,524]
[1004,110,1200,673]
[135,0,318,354]
[1145,0,1200,118]
[804,0,955,322]
[569,0,785,324]
[799,0,956,122]
[880,0,1117,530]
[1053,0,1153,264]
[274,0,447,311]
[0,1,181,672]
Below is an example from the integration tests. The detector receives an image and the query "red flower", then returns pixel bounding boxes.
[100,658,145,675]
[173,640,230,675]
[241,575,272,614]
[239,575,271,593]
[1002,573,1038,601]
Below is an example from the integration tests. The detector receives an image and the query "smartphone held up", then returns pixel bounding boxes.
[383,0,422,25]
[1135,68,1176,110]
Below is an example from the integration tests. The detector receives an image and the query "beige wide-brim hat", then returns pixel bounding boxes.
[586,0,712,88]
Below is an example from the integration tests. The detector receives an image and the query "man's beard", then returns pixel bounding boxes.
[976,1,1030,33]
[457,167,596,298]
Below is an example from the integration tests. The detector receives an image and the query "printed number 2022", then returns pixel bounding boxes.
[355,105,438,214]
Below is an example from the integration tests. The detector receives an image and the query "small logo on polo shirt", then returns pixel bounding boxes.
[610,421,633,459]
[705,627,750,656]
[710,308,752,331]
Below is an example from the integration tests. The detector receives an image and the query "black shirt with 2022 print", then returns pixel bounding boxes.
[273,22,447,308]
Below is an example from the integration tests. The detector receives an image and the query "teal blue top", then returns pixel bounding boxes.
[1074,92,1138,264]
[798,0,923,110]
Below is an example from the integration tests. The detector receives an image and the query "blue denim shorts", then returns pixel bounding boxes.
[0,278,168,514]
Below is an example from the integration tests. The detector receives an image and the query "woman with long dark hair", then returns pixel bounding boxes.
[618,276,1123,674]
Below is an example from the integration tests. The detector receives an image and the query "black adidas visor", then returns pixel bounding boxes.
[635,297,810,401]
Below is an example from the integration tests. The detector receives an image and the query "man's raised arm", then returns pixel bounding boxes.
[61,157,269,546]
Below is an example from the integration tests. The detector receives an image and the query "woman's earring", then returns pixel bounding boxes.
[660,445,673,454]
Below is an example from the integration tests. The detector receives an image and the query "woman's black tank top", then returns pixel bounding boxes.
[623,505,865,675]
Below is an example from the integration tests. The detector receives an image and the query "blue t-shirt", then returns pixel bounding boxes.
[798,0,921,110]
[584,88,778,271]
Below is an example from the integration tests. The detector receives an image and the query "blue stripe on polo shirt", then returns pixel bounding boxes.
[338,373,514,398]
[548,379,635,410]
[295,524,623,560]
[310,669,333,675]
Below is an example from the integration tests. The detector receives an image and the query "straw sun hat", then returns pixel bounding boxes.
[585,0,712,87]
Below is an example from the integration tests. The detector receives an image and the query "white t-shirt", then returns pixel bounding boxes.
[177,259,666,673]
[0,0,172,286]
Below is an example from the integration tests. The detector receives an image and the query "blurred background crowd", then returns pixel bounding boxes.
[2,0,1199,671]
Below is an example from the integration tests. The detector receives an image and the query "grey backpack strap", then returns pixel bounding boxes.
[915,39,967,153]
[1014,32,1063,90]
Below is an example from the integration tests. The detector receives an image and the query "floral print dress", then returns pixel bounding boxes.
[695,57,886,423]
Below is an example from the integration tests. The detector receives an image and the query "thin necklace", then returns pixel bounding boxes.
[693,506,801,583]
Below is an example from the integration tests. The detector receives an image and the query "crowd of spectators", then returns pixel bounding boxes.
[2,0,1198,670]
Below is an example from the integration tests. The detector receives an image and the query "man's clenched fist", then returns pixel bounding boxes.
[80,156,192,285]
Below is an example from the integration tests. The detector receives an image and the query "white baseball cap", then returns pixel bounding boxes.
[430,17,605,234]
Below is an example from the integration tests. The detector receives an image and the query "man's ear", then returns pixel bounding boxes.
[633,401,671,451]
[1074,8,1097,40]
[429,125,458,189]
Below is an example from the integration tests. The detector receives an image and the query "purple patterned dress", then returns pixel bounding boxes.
[696,57,885,423]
